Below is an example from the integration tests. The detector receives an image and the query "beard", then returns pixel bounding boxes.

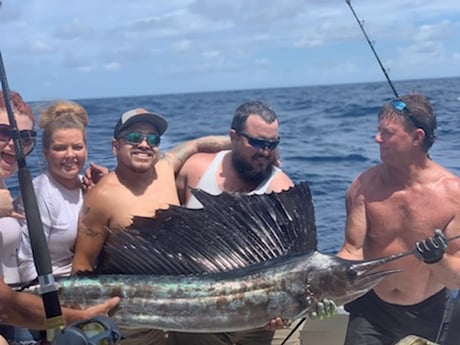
[232,150,275,185]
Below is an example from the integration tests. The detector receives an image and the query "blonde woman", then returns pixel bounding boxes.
[17,101,88,281]
[0,93,117,344]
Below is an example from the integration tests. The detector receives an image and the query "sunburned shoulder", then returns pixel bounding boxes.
[84,172,122,200]
[178,151,219,173]
[352,165,382,185]
[269,170,294,193]
[186,152,218,165]
[435,170,460,195]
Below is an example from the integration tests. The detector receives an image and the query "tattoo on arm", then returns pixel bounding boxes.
[78,226,101,237]
[79,205,103,237]
[165,142,190,173]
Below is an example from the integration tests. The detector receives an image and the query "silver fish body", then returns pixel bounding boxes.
[43,251,406,333]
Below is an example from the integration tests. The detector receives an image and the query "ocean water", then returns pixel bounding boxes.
[7,76,460,254]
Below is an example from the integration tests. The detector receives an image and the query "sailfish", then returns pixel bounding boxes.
[28,182,408,332]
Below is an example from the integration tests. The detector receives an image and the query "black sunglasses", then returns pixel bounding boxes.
[0,124,37,155]
[118,131,161,147]
[390,99,427,134]
[237,132,280,150]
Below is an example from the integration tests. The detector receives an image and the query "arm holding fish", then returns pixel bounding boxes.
[265,301,338,331]
[0,277,120,329]
[414,230,460,288]
[337,177,366,260]
[413,187,460,289]
[72,187,110,274]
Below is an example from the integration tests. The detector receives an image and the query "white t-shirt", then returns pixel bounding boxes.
[0,216,22,284]
[17,171,83,281]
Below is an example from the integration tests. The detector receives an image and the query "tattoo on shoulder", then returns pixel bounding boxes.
[78,226,101,237]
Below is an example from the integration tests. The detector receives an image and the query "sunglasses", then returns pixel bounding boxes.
[0,124,37,155]
[118,131,161,147]
[390,99,427,133]
[237,132,280,150]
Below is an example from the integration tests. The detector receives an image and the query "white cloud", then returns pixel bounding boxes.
[28,39,55,54]
[103,62,121,71]
[172,39,192,52]
[0,0,458,100]
[254,58,271,67]
[202,50,221,59]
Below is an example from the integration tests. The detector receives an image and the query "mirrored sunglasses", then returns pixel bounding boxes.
[0,124,37,155]
[119,131,161,147]
[237,132,280,150]
[390,99,426,133]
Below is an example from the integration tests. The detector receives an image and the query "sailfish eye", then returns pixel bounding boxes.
[346,268,358,280]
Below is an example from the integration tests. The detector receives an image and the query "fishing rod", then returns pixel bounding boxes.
[345,0,399,98]
[0,51,66,341]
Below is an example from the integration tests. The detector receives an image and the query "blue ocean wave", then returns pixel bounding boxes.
[7,77,460,253]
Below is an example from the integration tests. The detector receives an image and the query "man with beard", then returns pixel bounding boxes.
[171,101,294,345]
[71,108,230,345]
[177,100,292,208]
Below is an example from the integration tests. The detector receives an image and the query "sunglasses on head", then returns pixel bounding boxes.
[237,132,280,150]
[390,99,428,134]
[118,131,161,147]
[0,124,37,155]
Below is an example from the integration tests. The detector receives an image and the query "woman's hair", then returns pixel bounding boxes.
[39,101,88,149]
[0,90,34,122]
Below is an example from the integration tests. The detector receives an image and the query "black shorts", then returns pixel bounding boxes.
[166,328,274,345]
[343,288,452,345]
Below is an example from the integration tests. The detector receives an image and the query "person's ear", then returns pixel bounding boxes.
[112,138,119,156]
[413,128,425,147]
[229,129,238,143]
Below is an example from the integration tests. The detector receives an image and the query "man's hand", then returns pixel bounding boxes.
[81,162,109,193]
[265,317,287,331]
[309,299,337,320]
[415,229,448,264]
[265,299,337,330]
[83,296,120,319]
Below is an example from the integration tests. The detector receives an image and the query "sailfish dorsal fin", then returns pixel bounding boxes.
[95,182,317,275]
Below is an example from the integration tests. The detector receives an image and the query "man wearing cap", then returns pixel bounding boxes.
[71,108,230,345]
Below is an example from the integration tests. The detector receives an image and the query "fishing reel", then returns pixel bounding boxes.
[51,316,122,345]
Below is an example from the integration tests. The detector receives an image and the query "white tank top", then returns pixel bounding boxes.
[186,150,280,208]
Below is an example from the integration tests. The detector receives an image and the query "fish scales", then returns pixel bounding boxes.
[23,184,408,333]
[56,257,311,331]
[40,251,407,333]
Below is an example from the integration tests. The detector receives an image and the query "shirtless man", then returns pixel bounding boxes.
[71,108,229,345]
[337,93,460,344]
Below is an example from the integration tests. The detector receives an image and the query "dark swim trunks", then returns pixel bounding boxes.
[343,288,452,345]
[166,327,274,345]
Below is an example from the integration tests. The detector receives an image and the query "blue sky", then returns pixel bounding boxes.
[1,0,459,101]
